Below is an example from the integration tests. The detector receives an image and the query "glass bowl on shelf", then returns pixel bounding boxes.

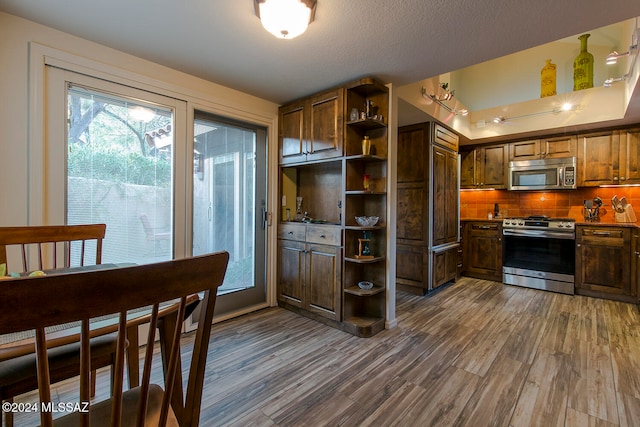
[355,216,379,227]
[358,281,374,290]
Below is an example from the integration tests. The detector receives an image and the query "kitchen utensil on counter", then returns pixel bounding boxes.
[583,199,600,220]
[612,194,637,222]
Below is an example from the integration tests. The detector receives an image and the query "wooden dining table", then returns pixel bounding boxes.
[0,263,200,389]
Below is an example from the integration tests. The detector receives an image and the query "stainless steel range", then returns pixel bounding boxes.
[502,215,575,295]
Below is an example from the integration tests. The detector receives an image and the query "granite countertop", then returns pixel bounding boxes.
[460,217,640,228]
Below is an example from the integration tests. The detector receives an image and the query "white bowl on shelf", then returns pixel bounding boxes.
[355,216,379,227]
[357,281,374,290]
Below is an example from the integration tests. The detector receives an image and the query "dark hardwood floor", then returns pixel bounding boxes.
[12,277,640,426]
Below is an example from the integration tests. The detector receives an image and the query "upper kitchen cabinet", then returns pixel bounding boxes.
[278,88,344,165]
[461,144,508,189]
[577,130,620,186]
[509,135,577,161]
[619,127,640,184]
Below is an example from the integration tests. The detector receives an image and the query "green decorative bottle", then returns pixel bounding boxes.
[540,59,557,98]
[573,34,593,91]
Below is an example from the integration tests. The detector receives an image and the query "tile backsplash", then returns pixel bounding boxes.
[460,187,640,221]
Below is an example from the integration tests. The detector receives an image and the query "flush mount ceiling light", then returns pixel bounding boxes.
[255,0,317,39]
[129,106,155,123]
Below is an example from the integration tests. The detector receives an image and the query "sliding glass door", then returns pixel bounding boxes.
[46,67,267,314]
[192,112,267,312]
[65,84,175,264]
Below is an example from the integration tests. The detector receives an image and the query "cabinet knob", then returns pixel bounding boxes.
[621,176,626,181]
[577,243,581,247]
[288,231,294,235]
[614,176,619,181]
[320,234,326,238]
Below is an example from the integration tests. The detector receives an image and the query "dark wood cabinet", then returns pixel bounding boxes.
[278,88,344,165]
[433,144,459,246]
[575,226,635,302]
[396,123,459,294]
[277,223,342,321]
[277,77,388,337]
[460,144,508,189]
[462,221,503,281]
[509,135,577,161]
[577,130,620,186]
[619,127,640,184]
[432,245,459,289]
[632,231,640,303]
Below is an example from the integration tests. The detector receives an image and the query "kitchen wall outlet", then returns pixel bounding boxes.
[281,195,286,206]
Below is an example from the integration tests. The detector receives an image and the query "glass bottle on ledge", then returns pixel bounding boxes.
[573,34,593,91]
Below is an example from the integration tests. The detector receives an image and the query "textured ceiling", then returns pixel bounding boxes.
[0,0,640,139]
[1,1,640,113]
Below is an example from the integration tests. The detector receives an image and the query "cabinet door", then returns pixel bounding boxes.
[432,245,459,289]
[542,135,577,159]
[463,222,502,280]
[577,131,619,186]
[306,89,343,161]
[509,140,540,161]
[432,145,459,246]
[397,185,426,244]
[397,124,427,184]
[619,127,640,184]
[632,231,640,302]
[277,239,305,307]
[460,150,476,188]
[279,102,306,164]
[433,124,459,152]
[396,244,427,291]
[305,243,341,320]
[576,227,632,297]
[479,144,508,189]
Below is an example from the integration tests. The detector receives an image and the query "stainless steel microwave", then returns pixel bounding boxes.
[508,157,577,191]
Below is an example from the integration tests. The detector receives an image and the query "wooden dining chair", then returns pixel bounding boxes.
[0,224,116,426]
[0,251,229,427]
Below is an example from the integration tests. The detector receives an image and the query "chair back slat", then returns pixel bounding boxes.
[0,252,229,427]
[79,320,91,427]
[0,224,106,273]
[34,328,53,427]
[136,304,159,427]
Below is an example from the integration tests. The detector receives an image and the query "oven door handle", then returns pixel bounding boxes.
[503,229,575,240]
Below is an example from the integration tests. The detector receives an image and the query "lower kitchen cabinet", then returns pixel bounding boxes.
[432,244,459,289]
[462,221,503,281]
[277,223,342,321]
[632,230,640,302]
[575,225,635,303]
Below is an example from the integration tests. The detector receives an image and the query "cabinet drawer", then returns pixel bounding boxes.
[580,228,624,239]
[433,124,459,151]
[306,225,341,246]
[579,227,627,245]
[278,223,306,241]
[468,222,500,234]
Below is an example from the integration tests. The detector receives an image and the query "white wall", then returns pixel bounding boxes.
[0,11,279,228]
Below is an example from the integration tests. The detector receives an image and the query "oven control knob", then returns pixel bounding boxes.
[518,220,524,226]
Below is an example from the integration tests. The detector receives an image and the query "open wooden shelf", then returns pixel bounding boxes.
[344,285,385,296]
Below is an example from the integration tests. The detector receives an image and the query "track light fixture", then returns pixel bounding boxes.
[421,86,468,116]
